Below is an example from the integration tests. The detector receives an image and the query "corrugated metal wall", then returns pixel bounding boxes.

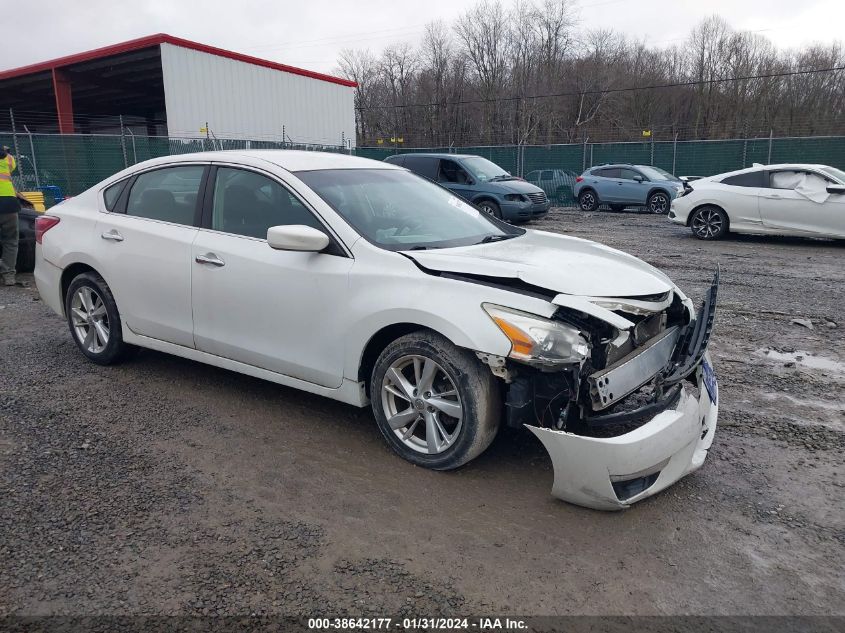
[160,44,355,147]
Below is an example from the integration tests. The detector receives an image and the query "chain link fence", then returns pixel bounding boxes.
[0,132,349,203]
[2,131,843,206]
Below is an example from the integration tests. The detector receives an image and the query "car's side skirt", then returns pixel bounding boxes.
[122,330,369,407]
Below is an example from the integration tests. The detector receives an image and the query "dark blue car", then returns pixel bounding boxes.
[385,153,550,222]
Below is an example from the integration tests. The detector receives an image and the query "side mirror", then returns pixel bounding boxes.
[826,184,845,195]
[267,225,330,252]
[633,175,645,183]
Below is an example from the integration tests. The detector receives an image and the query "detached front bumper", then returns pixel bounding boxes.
[527,353,717,511]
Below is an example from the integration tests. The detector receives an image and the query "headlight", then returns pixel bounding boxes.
[483,304,590,366]
[504,194,528,202]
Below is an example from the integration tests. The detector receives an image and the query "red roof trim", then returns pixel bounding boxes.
[0,33,357,87]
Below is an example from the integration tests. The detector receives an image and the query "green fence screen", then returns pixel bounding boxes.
[3,132,844,203]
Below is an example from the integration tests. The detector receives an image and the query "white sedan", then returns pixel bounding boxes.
[34,151,719,510]
[670,163,845,240]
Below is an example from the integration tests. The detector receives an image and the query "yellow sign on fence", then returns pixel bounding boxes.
[642,130,652,137]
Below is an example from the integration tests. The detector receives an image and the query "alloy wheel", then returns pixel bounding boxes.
[380,355,463,455]
[580,192,595,210]
[70,286,110,354]
[692,207,724,239]
[649,193,669,214]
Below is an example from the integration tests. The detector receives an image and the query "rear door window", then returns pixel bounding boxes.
[103,179,129,211]
[618,168,641,181]
[125,166,204,225]
[721,171,765,187]
[402,156,438,180]
[594,168,620,178]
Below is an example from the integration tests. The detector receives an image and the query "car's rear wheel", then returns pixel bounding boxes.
[477,199,502,219]
[65,272,136,365]
[647,191,670,214]
[578,190,599,211]
[370,331,500,470]
[555,186,569,203]
[16,241,35,272]
[690,205,729,240]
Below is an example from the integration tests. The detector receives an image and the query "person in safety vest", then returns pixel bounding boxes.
[0,146,22,286]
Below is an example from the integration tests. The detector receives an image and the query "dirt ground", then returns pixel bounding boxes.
[1,207,843,618]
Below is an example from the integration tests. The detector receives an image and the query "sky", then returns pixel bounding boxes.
[6,0,845,77]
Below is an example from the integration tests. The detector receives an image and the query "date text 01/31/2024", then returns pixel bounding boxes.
[308,617,529,630]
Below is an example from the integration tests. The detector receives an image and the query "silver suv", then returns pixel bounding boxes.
[573,164,685,214]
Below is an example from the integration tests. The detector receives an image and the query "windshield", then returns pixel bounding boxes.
[459,157,510,182]
[294,169,522,250]
[820,166,845,183]
[638,166,680,182]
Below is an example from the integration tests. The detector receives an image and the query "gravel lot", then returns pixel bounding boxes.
[1,207,843,618]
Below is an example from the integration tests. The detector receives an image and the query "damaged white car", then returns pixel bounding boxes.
[34,151,718,511]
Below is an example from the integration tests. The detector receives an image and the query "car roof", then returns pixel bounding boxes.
[131,150,402,172]
[714,163,834,178]
[388,153,479,159]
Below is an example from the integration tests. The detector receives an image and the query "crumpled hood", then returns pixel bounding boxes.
[403,229,674,297]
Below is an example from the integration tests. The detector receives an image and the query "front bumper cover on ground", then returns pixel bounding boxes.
[527,357,717,510]
[527,272,720,511]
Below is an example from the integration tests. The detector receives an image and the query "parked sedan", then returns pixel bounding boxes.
[670,163,845,240]
[524,168,578,203]
[574,164,685,213]
[34,151,719,511]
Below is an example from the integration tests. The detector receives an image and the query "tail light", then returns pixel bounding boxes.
[575,176,584,183]
[35,216,60,244]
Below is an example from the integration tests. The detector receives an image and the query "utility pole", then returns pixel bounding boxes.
[672,133,679,175]
[767,129,773,164]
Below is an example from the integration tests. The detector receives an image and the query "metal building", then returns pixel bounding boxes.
[0,34,357,147]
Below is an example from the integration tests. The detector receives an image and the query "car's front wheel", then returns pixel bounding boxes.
[690,205,729,240]
[65,272,136,365]
[477,199,502,219]
[370,331,500,470]
[578,190,599,211]
[647,191,670,214]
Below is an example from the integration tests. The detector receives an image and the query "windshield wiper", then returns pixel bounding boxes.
[478,234,515,244]
[488,175,511,182]
[408,245,430,250]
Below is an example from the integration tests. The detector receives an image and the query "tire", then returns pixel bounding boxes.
[690,205,729,240]
[578,190,599,211]
[555,186,569,203]
[16,240,35,273]
[370,331,501,471]
[609,204,626,212]
[647,191,670,214]
[65,271,136,365]
[477,199,502,219]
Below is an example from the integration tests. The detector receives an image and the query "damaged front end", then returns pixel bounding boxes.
[486,271,720,511]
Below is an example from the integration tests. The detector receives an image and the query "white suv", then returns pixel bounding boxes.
[34,150,719,510]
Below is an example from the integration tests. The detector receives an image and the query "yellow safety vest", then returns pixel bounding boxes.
[0,154,16,197]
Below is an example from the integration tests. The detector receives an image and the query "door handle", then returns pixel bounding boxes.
[765,194,782,199]
[195,253,225,267]
[101,229,124,242]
